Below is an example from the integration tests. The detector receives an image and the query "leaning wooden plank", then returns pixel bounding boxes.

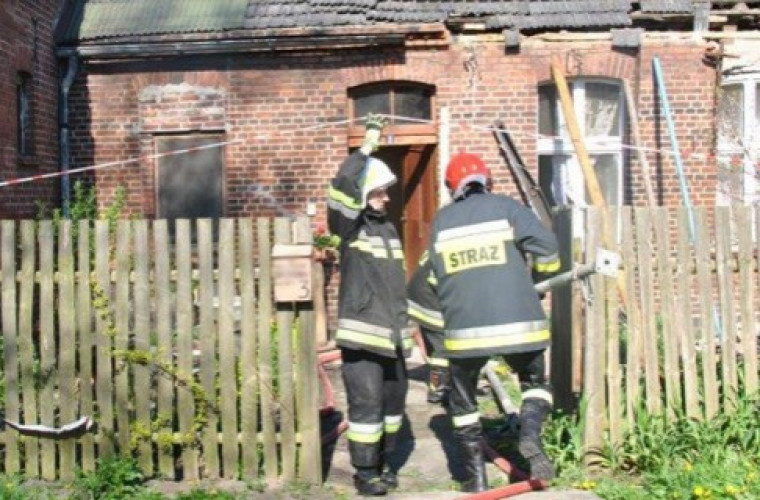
[257,218,278,482]
[715,208,738,408]
[694,208,719,418]
[676,209,700,419]
[197,220,219,479]
[653,208,681,417]
[19,221,40,476]
[218,219,239,478]
[133,221,153,474]
[94,221,114,458]
[38,221,57,479]
[176,220,199,479]
[57,220,77,480]
[274,218,297,481]
[239,218,259,478]
[634,208,661,413]
[1,220,19,474]
[153,220,175,478]
[737,206,758,397]
[620,208,642,424]
[77,221,95,471]
[114,222,131,453]
[294,216,321,483]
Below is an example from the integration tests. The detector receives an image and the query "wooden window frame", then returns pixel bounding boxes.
[348,82,437,146]
[537,78,626,207]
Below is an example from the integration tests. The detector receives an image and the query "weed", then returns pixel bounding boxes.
[73,456,147,500]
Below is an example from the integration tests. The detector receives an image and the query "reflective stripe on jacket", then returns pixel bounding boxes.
[328,150,412,358]
[427,191,560,358]
[407,252,444,332]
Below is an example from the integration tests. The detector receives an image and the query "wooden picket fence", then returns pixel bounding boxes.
[551,206,760,454]
[0,217,320,484]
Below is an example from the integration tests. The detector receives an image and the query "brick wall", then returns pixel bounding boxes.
[0,0,62,218]
[67,34,719,329]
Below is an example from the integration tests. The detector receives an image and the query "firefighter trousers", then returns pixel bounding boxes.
[341,347,409,468]
[448,349,549,441]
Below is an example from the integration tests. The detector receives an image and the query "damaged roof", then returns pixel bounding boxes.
[60,0,634,43]
[61,0,250,41]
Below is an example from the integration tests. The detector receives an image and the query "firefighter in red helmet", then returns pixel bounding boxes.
[422,152,561,492]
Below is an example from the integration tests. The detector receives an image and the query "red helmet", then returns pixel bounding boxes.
[445,152,490,198]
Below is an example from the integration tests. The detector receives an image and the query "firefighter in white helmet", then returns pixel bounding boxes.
[327,114,412,496]
[423,152,561,492]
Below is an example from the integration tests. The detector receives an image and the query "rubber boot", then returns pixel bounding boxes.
[518,398,555,481]
[378,457,398,490]
[354,466,388,496]
[460,439,488,492]
[427,366,449,404]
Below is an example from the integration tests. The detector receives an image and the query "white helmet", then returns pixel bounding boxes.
[361,157,397,207]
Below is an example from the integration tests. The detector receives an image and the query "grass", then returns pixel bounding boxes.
[479,359,760,499]
[540,393,760,499]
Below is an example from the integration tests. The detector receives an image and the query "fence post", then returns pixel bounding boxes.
[293,216,321,484]
[550,208,581,411]
[1,220,20,474]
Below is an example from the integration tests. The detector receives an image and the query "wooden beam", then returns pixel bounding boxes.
[550,64,607,208]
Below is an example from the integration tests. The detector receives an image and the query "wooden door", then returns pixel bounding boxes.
[376,145,437,276]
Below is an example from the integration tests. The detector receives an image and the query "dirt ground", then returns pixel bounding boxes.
[318,350,601,500]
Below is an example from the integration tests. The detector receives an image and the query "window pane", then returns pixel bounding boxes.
[157,135,224,236]
[538,155,557,206]
[538,85,557,136]
[16,73,31,156]
[719,83,744,145]
[353,88,391,120]
[585,82,621,137]
[588,154,620,205]
[393,86,432,124]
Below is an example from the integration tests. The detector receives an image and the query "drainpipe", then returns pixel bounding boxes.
[59,55,78,217]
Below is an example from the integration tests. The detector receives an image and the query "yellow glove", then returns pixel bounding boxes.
[361,113,388,154]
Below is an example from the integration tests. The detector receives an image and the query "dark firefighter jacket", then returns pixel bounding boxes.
[426,189,560,358]
[407,252,444,333]
[327,150,412,358]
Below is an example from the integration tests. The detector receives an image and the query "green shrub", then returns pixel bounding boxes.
[74,456,147,500]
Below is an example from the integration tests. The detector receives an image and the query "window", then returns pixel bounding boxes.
[537,79,625,207]
[350,82,433,124]
[347,82,436,147]
[717,76,760,205]
[16,72,32,157]
[156,135,225,237]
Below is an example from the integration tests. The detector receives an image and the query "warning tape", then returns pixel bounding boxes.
[0,113,751,189]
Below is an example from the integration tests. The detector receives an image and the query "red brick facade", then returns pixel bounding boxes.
[0,0,62,218]
[69,34,718,221]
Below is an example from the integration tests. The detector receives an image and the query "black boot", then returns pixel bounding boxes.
[518,398,555,481]
[427,366,450,404]
[354,467,388,496]
[460,439,488,492]
[378,459,398,490]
